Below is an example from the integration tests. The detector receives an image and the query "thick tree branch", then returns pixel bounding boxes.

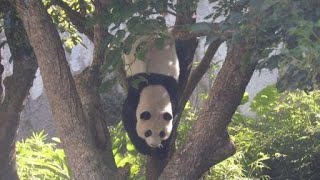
[10,0,119,178]
[0,2,38,179]
[176,39,223,122]
[52,0,94,41]
[146,0,198,179]
[73,0,120,177]
[171,22,232,40]
[160,40,258,179]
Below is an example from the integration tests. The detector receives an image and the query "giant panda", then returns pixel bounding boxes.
[122,35,180,156]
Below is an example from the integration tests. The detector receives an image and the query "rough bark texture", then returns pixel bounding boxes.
[145,1,198,179]
[0,2,38,179]
[52,0,94,41]
[176,39,223,124]
[159,41,257,179]
[0,1,38,179]
[10,0,119,179]
[73,0,117,173]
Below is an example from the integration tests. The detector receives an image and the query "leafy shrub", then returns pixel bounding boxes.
[177,101,198,148]
[205,86,320,179]
[16,86,320,179]
[16,131,70,180]
[109,122,145,180]
[249,86,320,179]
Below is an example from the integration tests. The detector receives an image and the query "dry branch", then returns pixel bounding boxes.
[176,39,223,123]
[160,40,258,179]
[52,0,94,41]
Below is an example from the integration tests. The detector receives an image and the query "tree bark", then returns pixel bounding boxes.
[52,0,94,41]
[146,1,198,179]
[73,0,117,173]
[0,1,38,179]
[159,41,257,179]
[176,39,223,128]
[10,0,119,179]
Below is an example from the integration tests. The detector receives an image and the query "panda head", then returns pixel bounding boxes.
[136,85,173,148]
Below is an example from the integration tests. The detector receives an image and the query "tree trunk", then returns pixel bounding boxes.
[0,2,38,179]
[73,1,117,171]
[10,0,119,179]
[145,1,198,179]
[159,41,257,179]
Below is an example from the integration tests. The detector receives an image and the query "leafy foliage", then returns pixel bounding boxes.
[249,86,320,179]
[109,122,145,179]
[202,86,320,179]
[15,88,320,179]
[9,0,320,179]
[177,101,198,147]
[276,18,320,91]
[43,0,94,52]
[202,0,320,91]
[40,0,320,91]
[16,131,70,180]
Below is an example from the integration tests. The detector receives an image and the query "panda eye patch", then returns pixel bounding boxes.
[144,130,152,137]
[140,111,151,120]
[159,131,165,138]
[163,112,172,121]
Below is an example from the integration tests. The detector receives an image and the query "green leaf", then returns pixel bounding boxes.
[131,75,148,89]
[126,143,135,152]
[102,49,122,72]
[240,92,249,105]
[123,34,136,55]
[154,37,165,49]
[135,42,148,60]
[189,22,212,33]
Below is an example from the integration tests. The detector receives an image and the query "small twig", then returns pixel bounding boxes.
[171,22,233,40]
[175,39,223,127]
[52,0,94,41]
[78,0,87,16]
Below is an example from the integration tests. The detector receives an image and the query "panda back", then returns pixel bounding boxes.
[124,36,179,80]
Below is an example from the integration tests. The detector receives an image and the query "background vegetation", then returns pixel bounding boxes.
[16,86,320,179]
[1,0,320,179]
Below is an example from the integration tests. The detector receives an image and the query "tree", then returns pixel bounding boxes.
[0,2,38,179]
[1,0,319,179]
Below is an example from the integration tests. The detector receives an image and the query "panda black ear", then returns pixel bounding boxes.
[140,111,151,120]
[163,112,172,121]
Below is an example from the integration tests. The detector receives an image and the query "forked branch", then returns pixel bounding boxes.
[51,0,94,41]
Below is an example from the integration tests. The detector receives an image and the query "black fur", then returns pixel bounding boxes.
[122,73,179,156]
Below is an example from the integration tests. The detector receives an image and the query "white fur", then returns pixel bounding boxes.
[136,85,173,146]
[124,35,178,147]
[124,36,179,80]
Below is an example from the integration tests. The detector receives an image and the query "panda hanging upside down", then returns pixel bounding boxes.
[122,35,180,156]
